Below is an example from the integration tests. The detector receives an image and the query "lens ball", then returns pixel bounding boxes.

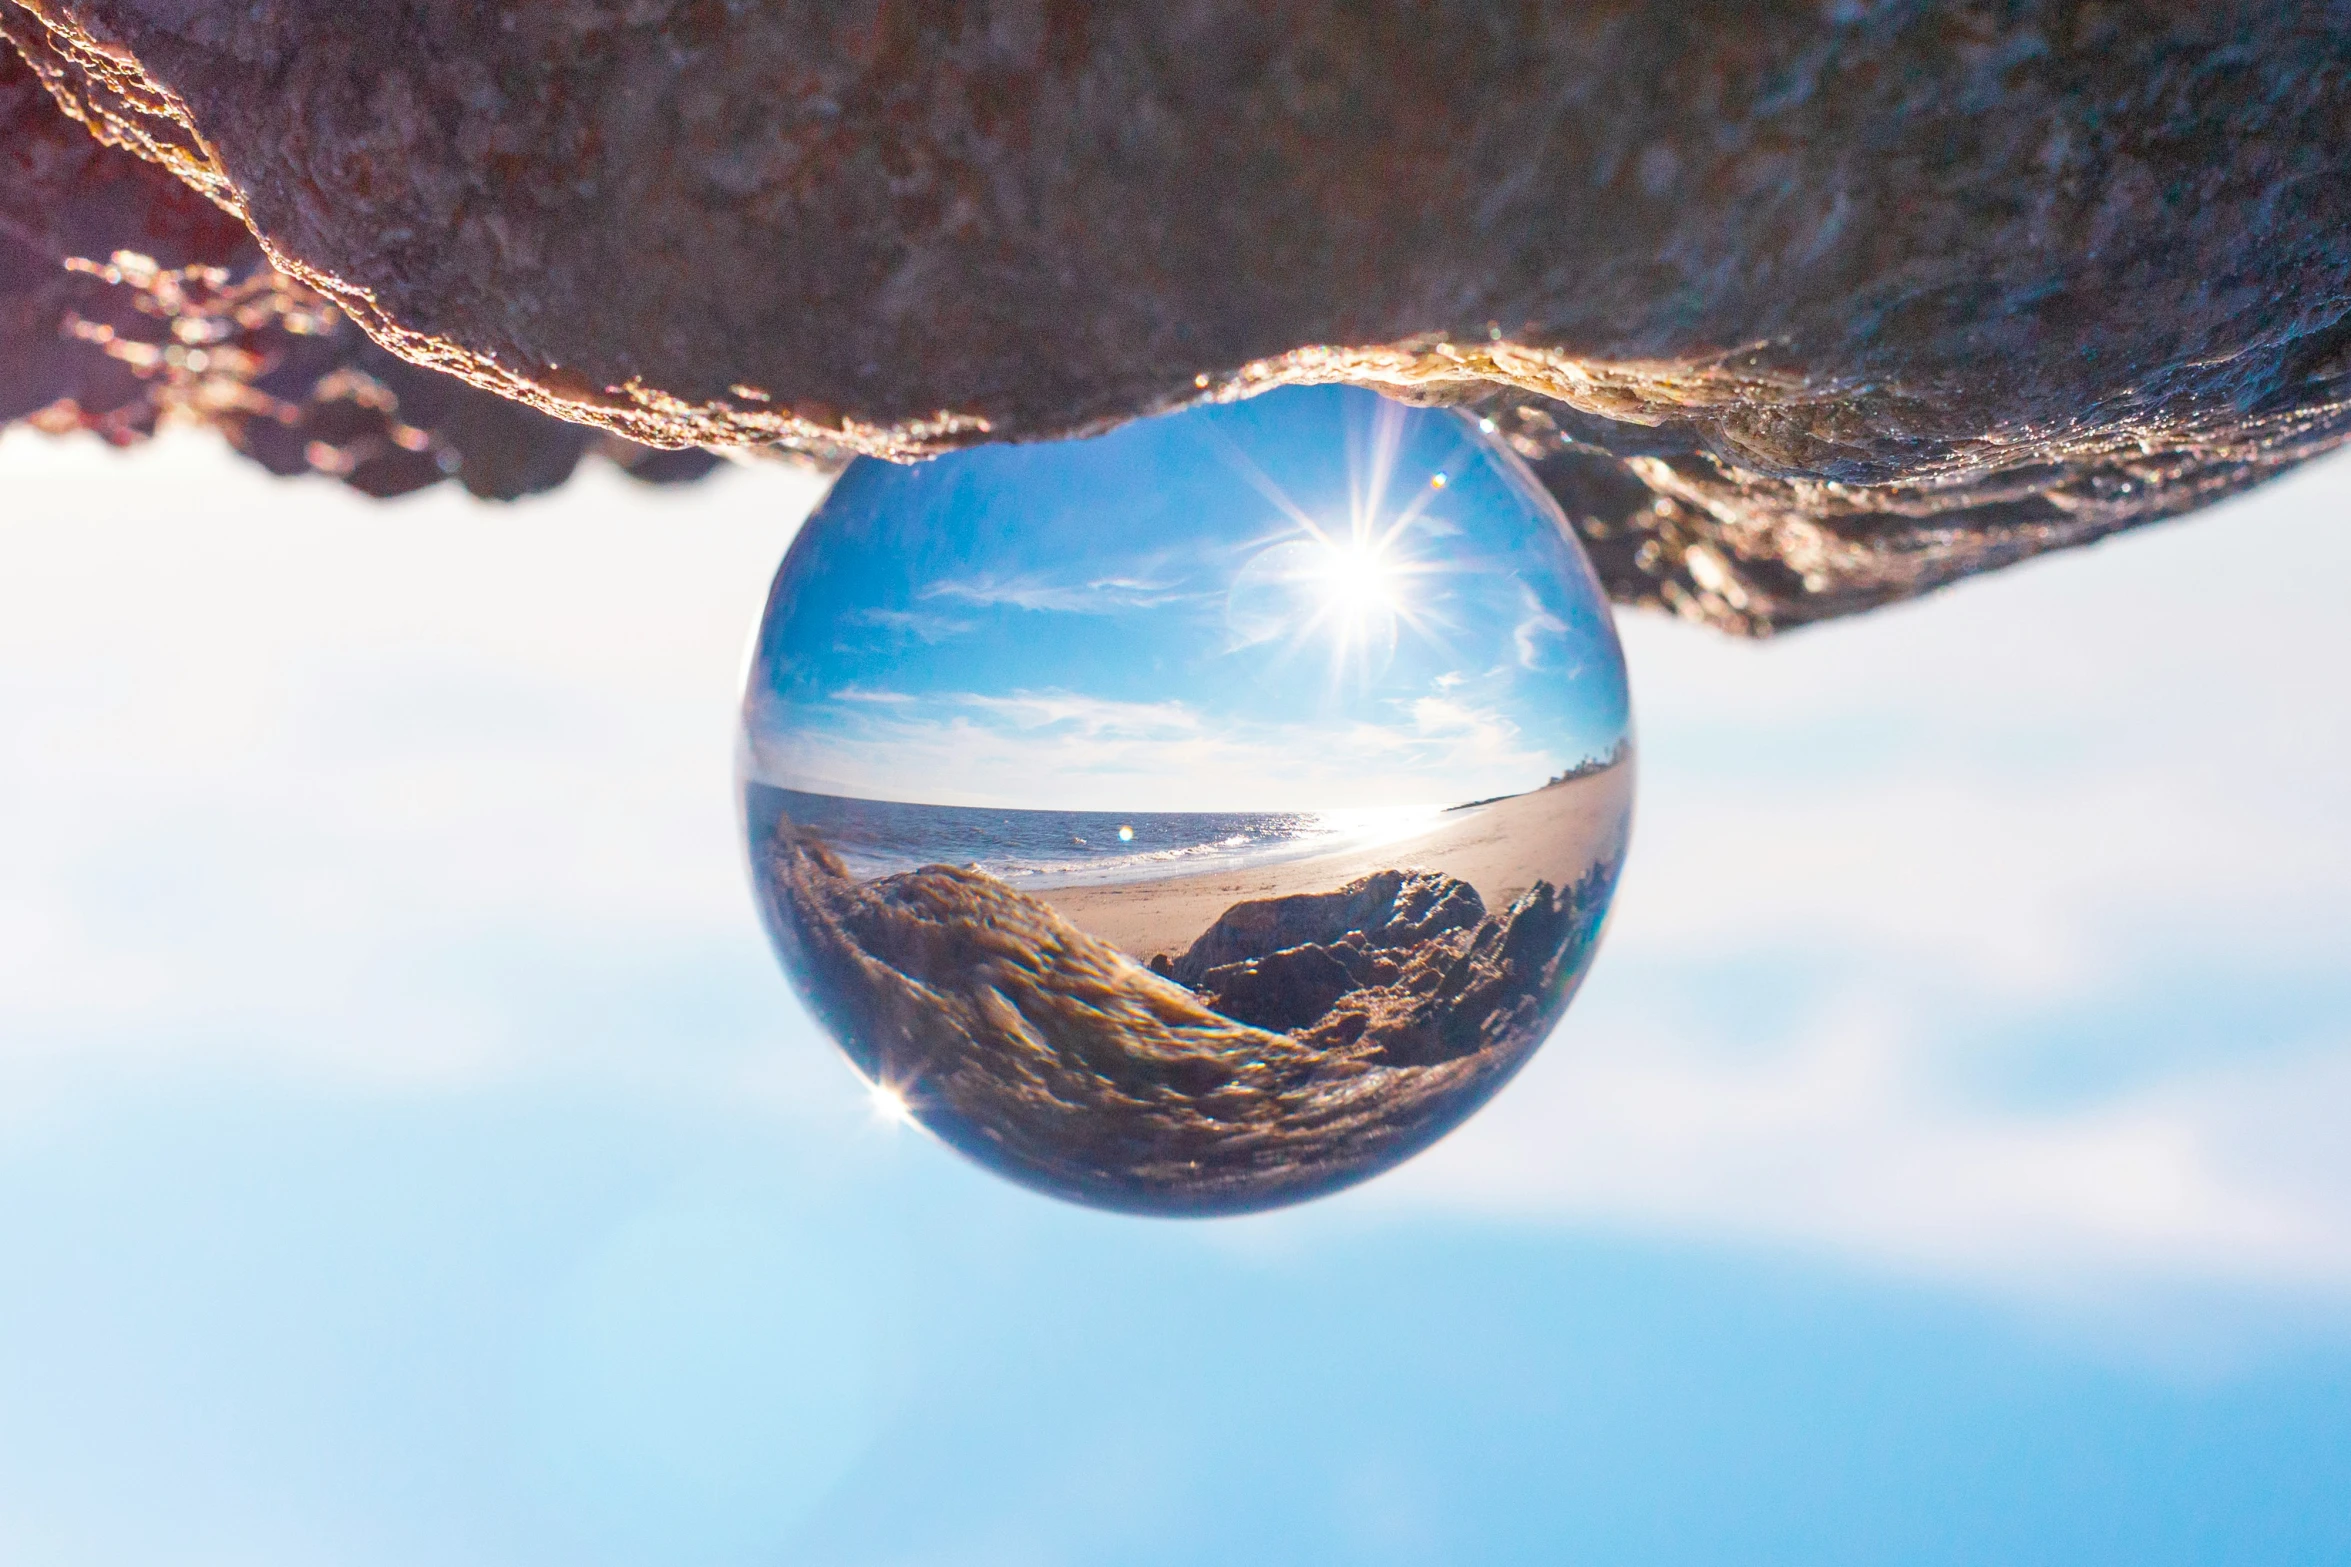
[740,386,1633,1214]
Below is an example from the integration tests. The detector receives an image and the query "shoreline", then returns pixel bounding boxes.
[1046,763,1634,961]
[1004,807,1455,894]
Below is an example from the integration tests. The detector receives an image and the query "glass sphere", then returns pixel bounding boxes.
[739,386,1634,1215]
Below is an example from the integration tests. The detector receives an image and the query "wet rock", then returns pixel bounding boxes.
[9,5,2351,626]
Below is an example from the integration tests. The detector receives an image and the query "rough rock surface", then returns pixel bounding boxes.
[756,825,1613,1214]
[8,4,2351,627]
[1164,869,1488,988]
[1167,866,1615,1068]
[1,44,719,498]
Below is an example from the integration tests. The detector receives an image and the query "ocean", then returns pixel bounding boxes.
[743,783,1449,890]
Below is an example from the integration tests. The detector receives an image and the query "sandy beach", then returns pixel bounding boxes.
[1050,762,1635,961]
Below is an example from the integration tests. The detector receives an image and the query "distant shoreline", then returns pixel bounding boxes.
[1048,759,1635,961]
[1443,749,1632,813]
[1444,791,1520,813]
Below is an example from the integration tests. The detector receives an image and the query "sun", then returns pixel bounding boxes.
[1284,517,1439,665]
[1224,510,1448,681]
[1216,393,1461,681]
[1311,536,1405,622]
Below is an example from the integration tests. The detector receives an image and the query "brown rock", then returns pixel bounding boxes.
[0,43,724,497]
[9,5,2351,626]
[1196,943,1362,1035]
[1306,873,1607,1069]
[754,824,1547,1215]
[1170,868,1486,987]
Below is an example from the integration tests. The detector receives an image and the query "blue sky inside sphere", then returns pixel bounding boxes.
[742,386,1630,812]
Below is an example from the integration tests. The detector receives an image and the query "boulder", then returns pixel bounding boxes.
[1170,869,1486,987]
[1196,943,1362,1034]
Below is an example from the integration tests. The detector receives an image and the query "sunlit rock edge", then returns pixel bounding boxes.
[8,2,2351,631]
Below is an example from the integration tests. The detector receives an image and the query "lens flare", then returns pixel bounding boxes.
[869,1082,915,1125]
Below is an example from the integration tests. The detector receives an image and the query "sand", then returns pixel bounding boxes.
[1049,762,1635,961]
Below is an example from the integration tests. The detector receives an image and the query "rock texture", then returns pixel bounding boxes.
[1169,865,1620,1070]
[755,823,1615,1214]
[1163,869,1489,989]
[1,44,720,498]
[8,4,2351,626]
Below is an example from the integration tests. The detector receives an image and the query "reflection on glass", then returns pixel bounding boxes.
[739,386,1634,1214]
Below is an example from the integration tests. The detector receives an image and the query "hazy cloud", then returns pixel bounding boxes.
[745,682,1565,812]
[953,689,1204,737]
[1371,464,2351,1313]
[1510,584,1572,670]
[1389,981,2351,1305]
[21,426,2351,1330]
[918,569,1205,615]
[840,605,977,643]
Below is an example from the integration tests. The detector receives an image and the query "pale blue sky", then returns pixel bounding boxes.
[742,386,1629,811]
[1,423,2348,1564]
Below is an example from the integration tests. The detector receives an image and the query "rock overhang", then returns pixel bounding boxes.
[5,0,2350,633]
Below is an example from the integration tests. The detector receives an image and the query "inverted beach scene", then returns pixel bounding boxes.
[739,386,1634,1213]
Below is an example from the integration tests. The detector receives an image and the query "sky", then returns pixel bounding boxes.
[1,418,2349,1565]
[741,386,1629,812]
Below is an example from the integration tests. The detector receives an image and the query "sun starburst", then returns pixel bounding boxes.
[1215,397,1460,683]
